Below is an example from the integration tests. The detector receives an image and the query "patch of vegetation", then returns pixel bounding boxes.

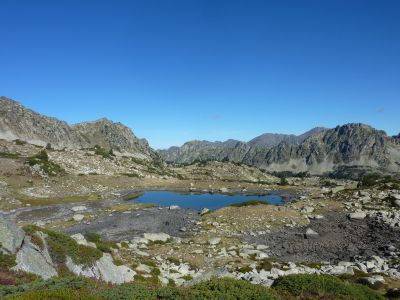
[122,192,144,201]
[167,257,180,266]
[273,274,384,300]
[236,265,253,273]
[279,177,289,186]
[25,150,65,176]
[190,277,279,300]
[0,274,387,300]
[122,172,141,178]
[229,200,270,207]
[0,152,19,158]
[23,225,102,266]
[142,259,157,268]
[14,139,27,145]
[0,252,16,270]
[84,232,117,253]
[93,145,115,159]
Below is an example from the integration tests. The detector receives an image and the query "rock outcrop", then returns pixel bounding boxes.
[0,97,157,160]
[0,213,135,284]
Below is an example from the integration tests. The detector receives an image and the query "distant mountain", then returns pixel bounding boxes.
[248,127,327,147]
[0,96,157,160]
[159,124,400,176]
[159,128,327,165]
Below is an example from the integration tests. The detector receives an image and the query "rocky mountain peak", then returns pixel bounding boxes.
[0,97,156,160]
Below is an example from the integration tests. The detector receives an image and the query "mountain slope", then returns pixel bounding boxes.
[0,96,156,160]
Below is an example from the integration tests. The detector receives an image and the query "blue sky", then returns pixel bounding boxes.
[1,0,399,149]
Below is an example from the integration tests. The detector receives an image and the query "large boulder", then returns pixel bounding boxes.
[13,235,58,280]
[66,253,135,284]
[0,213,25,254]
[96,254,136,284]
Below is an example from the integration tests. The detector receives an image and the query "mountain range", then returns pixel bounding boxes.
[1,96,400,177]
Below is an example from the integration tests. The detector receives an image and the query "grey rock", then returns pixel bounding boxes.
[348,211,367,220]
[0,213,24,254]
[13,236,58,279]
[208,237,221,245]
[305,228,319,239]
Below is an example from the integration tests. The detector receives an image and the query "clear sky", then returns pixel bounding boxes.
[1,0,399,149]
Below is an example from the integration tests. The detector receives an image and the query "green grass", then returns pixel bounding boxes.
[0,152,19,158]
[0,252,16,270]
[83,232,118,253]
[229,200,270,207]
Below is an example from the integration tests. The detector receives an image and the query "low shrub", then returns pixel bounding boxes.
[273,274,384,300]
[190,277,279,299]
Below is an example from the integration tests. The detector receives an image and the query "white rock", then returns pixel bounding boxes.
[143,232,171,243]
[348,211,367,220]
[305,228,319,238]
[136,264,152,273]
[13,236,58,280]
[169,205,180,210]
[96,254,135,284]
[208,237,221,245]
[219,187,228,193]
[200,208,210,215]
[70,233,96,248]
[71,206,87,212]
[72,214,85,222]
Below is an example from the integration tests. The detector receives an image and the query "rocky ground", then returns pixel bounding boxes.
[1,138,400,296]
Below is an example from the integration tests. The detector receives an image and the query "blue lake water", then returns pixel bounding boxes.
[130,191,283,210]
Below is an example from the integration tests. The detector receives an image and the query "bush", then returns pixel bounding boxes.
[272,274,384,300]
[190,277,279,299]
[84,232,117,253]
[0,252,16,270]
[93,145,115,159]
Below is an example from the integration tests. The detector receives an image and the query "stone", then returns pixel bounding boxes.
[143,232,171,243]
[208,237,221,245]
[219,187,228,193]
[305,228,319,239]
[103,256,136,283]
[72,214,85,222]
[0,213,25,254]
[136,263,152,273]
[301,206,315,214]
[348,211,367,220]
[70,233,97,248]
[390,193,400,200]
[365,275,385,285]
[200,208,210,215]
[393,200,400,208]
[71,206,87,212]
[169,205,180,210]
[13,236,58,280]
